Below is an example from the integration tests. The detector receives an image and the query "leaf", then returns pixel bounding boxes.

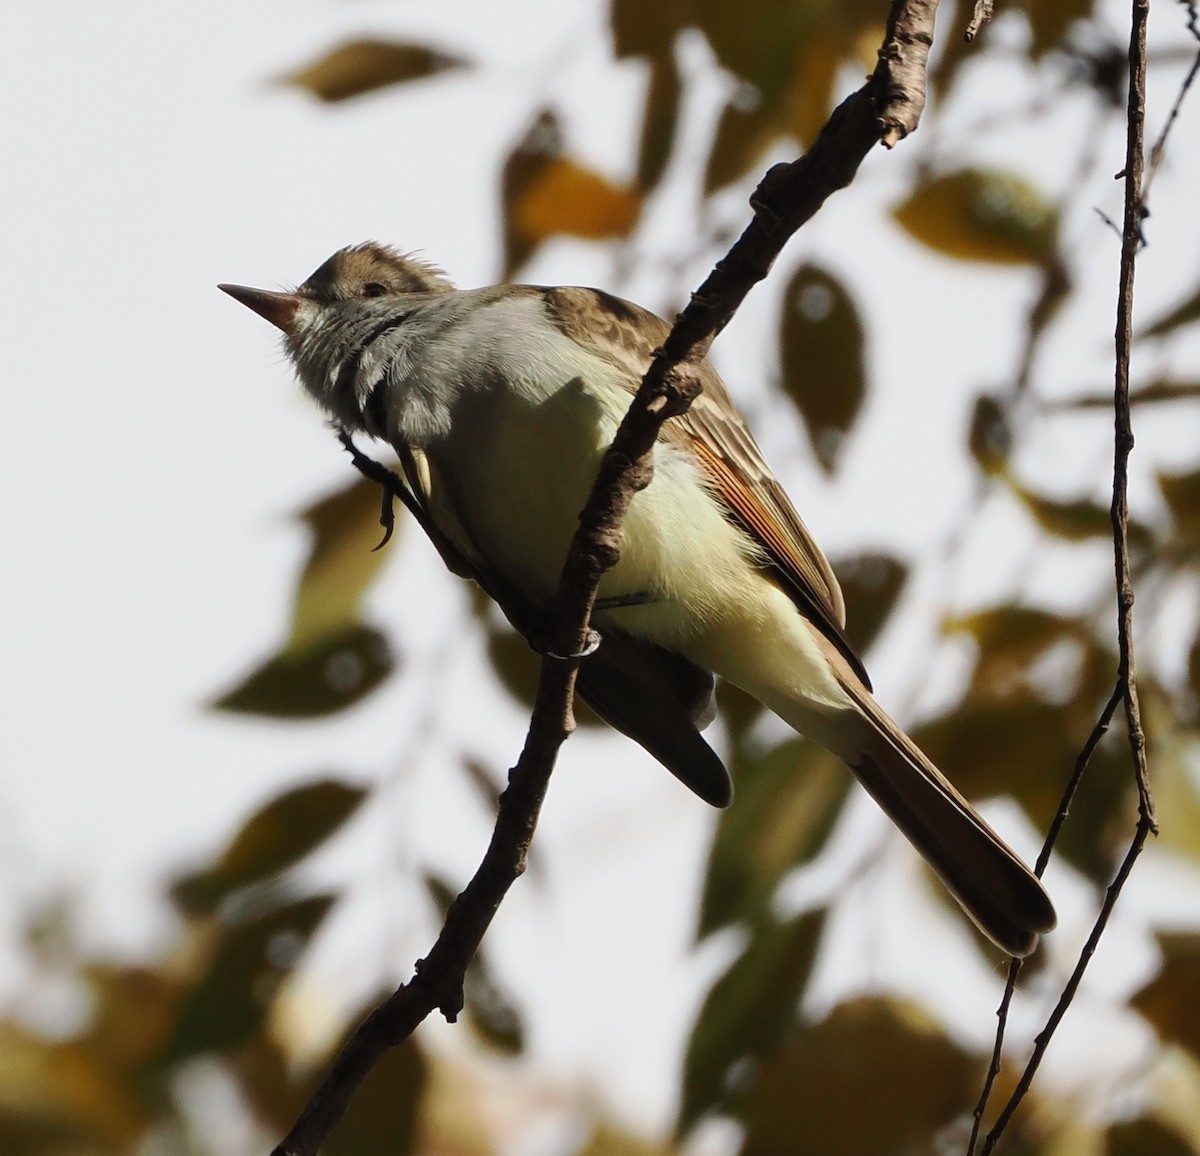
[501,109,563,277]
[947,604,1085,702]
[833,554,908,655]
[1159,469,1200,539]
[611,0,687,57]
[1027,0,1097,57]
[777,264,866,473]
[213,623,394,718]
[1106,1117,1197,1156]
[714,679,766,743]
[679,909,826,1134]
[281,40,468,103]
[732,996,978,1156]
[893,169,1059,265]
[81,965,179,1071]
[163,894,336,1061]
[694,0,810,101]
[290,478,395,655]
[512,157,640,245]
[968,394,1012,475]
[703,92,785,195]
[0,1024,147,1151]
[699,740,850,937]
[1056,378,1200,408]
[1143,285,1200,339]
[170,780,368,915]
[1011,482,1112,540]
[635,50,681,192]
[1132,933,1200,1059]
[324,1030,427,1156]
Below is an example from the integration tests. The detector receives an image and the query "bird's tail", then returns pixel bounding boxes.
[834,678,1057,956]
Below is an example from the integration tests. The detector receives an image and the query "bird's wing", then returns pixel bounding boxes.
[542,285,870,689]
[399,445,732,806]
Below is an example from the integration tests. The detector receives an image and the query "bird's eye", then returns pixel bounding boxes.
[361,282,389,298]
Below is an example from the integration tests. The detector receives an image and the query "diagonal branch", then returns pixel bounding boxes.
[268,4,942,1154]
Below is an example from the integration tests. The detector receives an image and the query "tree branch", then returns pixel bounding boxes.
[970,1,1157,1150]
[270,3,941,1153]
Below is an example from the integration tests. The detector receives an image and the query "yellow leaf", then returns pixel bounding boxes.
[512,158,641,243]
[281,40,467,103]
[893,168,1059,265]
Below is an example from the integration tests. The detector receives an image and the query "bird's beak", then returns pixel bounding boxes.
[218,284,304,335]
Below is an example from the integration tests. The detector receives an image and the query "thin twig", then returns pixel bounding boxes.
[972,1,1158,1150]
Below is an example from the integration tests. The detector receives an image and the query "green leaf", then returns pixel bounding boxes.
[893,168,1059,265]
[699,740,850,937]
[324,1028,427,1156]
[170,780,368,915]
[833,554,908,656]
[281,40,468,103]
[1056,378,1200,409]
[1011,482,1111,540]
[635,50,680,192]
[968,394,1012,476]
[732,997,978,1156]
[777,264,866,474]
[1159,469,1200,539]
[213,623,394,718]
[290,479,396,655]
[611,0,687,57]
[1132,932,1200,1058]
[1106,1117,1197,1156]
[679,909,825,1134]
[703,93,784,195]
[1143,285,1200,339]
[163,895,336,1061]
[1027,0,1097,57]
[947,604,1085,702]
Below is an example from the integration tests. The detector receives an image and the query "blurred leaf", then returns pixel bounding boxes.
[512,157,641,245]
[969,394,1012,475]
[325,1029,426,1156]
[1133,932,1200,1058]
[636,50,681,192]
[1027,0,1097,57]
[893,168,1059,264]
[694,0,810,100]
[777,264,866,473]
[611,0,687,57]
[714,679,766,743]
[213,623,394,718]
[947,604,1085,701]
[171,780,368,915]
[164,894,336,1061]
[1106,1117,1197,1156]
[1143,286,1200,339]
[699,740,850,936]
[833,553,908,656]
[704,92,784,195]
[501,108,564,276]
[679,908,825,1133]
[1056,378,1200,409]
[1015,486,1109,539]
[281,40,468,102]
[1159,469,1200,539]
[578,1121,675,1156]
[81,965,178,1072]
[732,996,978,1156]
[0,1024,148,1152]
[290,479,395,655]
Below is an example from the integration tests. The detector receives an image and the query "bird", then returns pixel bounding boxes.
[220,242,1056,956]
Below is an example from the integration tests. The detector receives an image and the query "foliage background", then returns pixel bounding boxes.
[3,0,1200,1152]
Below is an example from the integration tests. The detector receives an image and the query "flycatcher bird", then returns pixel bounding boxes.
[220,243,1056,956]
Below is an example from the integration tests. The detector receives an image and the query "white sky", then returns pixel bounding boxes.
[3,0,1200,1144]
